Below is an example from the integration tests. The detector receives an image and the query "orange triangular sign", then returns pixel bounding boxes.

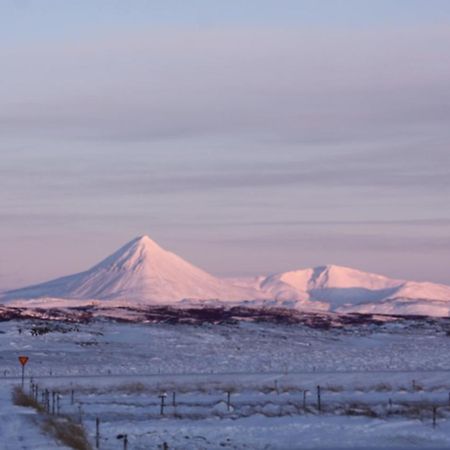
[18,356,29,366]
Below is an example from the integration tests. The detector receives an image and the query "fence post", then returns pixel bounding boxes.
[45,389,50,412]
[172,392,176,407]
[117,434,128,450]
[317,385,321,413]
[95,417,100,449]
[51,391,56,415]
[303,390,308,410]
[433,406,437,428]
[227,391,231,411]
[159,393,167,416]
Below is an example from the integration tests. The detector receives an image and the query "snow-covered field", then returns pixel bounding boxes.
[3,317,450,449]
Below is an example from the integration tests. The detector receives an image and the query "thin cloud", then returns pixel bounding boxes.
[1,26,450,142]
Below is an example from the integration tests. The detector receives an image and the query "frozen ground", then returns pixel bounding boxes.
[0,383,69,450]
[2,317,450,449]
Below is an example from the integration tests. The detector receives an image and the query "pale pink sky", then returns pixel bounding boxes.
[1,1,450,289]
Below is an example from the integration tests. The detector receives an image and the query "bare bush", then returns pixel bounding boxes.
[12,386,45,413]
[11,386,92,450]
[325,384,344,393]
[343,402,378,418]
[43,416,92,450]
[373,383,392,392]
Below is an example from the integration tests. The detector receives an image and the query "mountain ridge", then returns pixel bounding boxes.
[2,235,450,316]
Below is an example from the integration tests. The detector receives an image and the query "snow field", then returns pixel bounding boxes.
[4,320,450,378]
[4,319,450,448]
[0,381,72,450]
[26,373,450,449]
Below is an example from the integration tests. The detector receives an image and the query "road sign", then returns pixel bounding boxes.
[18,356,29,388]
[18,356,29,366]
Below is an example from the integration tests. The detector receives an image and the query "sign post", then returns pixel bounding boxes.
[18,356,29,388]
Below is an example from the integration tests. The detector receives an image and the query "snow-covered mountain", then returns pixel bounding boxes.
[260,265,450,316]
[1,236,262,305]
[2,235,450,316]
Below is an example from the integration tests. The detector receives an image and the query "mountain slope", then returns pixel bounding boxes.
[1,236,262,304]
[2,237,450,316]
[259,265,450,315]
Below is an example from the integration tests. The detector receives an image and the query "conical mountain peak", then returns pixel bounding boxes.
[132,235,163,250]
[125,235,166,255]
[2,235,261,303]
[91,235,168,273]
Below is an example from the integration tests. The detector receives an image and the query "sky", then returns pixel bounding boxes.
[1,0,450,289]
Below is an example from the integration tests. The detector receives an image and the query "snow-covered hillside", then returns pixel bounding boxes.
[1,236,262,304]
[1,235,450,316]
[260,265,450,316]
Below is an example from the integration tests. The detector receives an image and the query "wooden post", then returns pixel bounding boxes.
[227,391,231,411]
[56,394,61,415]
[303,390,308,410]
[317,385,321,413]
[159,393,166,416]
[51,391,56,415]
[95,417,100,449]
[45,389,50,412]
[117,434,128,450]
[71,389,74,405]
[21,364,25,389]
[433,406,437,428]
[172,392,176,407]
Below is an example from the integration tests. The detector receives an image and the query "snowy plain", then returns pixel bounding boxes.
[3,316,450,449]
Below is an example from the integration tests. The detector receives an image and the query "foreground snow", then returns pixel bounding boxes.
[3,318,450,448]
[2,235,450,317]
[0,383,69,450]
